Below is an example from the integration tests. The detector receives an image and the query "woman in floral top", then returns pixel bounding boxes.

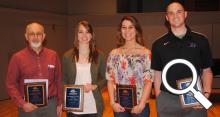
[106,16,153,117]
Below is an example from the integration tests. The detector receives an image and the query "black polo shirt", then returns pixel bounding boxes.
[151,27,212,92]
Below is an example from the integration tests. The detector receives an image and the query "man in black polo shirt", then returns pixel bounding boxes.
[151,2,213,117]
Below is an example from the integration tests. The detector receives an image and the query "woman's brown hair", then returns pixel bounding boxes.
[73,20,98,63]
[116,16,144,47]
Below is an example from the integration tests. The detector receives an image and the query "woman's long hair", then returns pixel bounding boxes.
[116,16,144,47]
[73,20,98,63]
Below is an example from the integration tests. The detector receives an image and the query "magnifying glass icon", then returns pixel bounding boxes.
[162,59,212,109]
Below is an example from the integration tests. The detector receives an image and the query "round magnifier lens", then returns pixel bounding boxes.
[162,59,197,95]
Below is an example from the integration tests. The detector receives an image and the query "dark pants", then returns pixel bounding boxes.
[156,91,207,117]
[114,103,150,117]
[66,113,98,117]
[18,97,57,117]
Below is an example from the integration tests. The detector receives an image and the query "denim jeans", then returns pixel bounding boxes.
[114,103,150,117]
[66,112,98,117]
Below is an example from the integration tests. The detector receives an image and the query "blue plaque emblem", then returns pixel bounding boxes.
[24,82,47,107]
[64,85,84,112]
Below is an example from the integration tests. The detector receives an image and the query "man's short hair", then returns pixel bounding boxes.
[25,22,45,33]
[166,1,186,12]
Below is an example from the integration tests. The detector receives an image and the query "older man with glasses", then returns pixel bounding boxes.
[6,22,63,117]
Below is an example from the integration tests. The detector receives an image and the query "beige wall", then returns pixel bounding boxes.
[213,24,220,58]
[0,0,116,15]
[67,0,116,15]
[0,0,67,14]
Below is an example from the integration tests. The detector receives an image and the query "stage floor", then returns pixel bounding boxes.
[0,88,219,117]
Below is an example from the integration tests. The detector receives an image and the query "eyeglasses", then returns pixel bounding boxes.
[28,32,43,37]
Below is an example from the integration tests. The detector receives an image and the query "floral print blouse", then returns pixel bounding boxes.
[106,47,153,103]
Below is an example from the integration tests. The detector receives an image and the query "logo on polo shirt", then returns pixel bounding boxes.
[163,41,170,46]
[189,42,197,48]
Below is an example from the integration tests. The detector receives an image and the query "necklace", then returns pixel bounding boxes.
[121,43,142,54]
[122,43,141,49]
